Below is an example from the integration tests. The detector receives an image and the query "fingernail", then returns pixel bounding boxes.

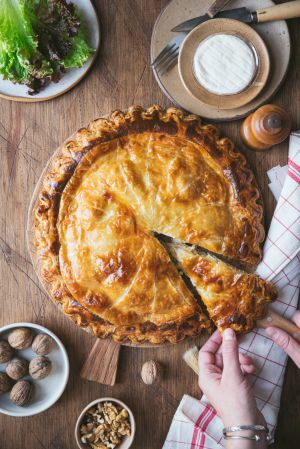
[223,328,235,341]
[266,327,278,338]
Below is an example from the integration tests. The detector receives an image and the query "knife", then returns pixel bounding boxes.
[172,1,300,32]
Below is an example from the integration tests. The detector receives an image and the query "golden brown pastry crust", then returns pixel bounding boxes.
[169,244,277,333]
[33,105,265,343]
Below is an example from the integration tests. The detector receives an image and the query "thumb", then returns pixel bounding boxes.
[222,328,243,380]
[266,327,300,368]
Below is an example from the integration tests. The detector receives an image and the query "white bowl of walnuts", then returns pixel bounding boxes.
[75,398,135,449]
[0,322,69,416]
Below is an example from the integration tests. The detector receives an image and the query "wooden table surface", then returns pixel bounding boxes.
[0,1,299,448]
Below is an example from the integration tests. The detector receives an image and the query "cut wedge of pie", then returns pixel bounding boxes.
[167,243,277,334]
[33,105,274,344]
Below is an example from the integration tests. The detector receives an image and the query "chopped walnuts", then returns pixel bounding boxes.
[80,401,131,449]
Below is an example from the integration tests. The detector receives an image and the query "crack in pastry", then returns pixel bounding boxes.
[33,105,267,344]
[154,231,244,272]
[158,236,210,318]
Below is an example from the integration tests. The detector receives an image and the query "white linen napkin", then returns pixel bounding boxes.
[163,132,300,449]
[267,164,288,201]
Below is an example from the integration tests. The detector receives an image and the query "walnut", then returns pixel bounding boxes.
[8,328,33,350]
[80,401,131,448]
[141,360,161,385]
[29,356,52,379]
[32,333,54,356]
[6,358,29,380]
[10,380,33,406]
[0,372,12,394]
[0,340,13,363]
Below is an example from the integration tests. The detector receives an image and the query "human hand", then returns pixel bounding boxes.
[198,328,264,428]
[266,310,300,368]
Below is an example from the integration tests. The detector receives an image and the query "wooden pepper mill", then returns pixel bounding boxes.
[240,104,292,151]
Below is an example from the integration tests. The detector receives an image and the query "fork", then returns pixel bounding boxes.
[151,33,186,76]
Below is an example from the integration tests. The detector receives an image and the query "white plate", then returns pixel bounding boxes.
[0,0,100,102]
[0,322,69,417]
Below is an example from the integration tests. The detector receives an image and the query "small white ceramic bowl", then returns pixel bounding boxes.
[75,397,136,449]
[0,322,69,417]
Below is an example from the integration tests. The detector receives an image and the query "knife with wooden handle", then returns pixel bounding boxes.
[256,0,300,22]
[257,309,300,343]
[172,0,300,32]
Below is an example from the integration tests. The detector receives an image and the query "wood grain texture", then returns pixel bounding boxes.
[81,340,120,386]
[0,1,299,448]
[257,1,300,22]
[257,310,300,343]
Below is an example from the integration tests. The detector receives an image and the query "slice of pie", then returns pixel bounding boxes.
[33,105,269,343]
[168,243,277,334]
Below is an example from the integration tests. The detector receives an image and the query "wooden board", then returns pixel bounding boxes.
[151,0,291,121]
[0,1,299,448]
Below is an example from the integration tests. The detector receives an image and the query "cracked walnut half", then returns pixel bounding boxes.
[80,401,131,449]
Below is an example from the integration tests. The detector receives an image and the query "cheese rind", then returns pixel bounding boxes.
[193,33,256,95]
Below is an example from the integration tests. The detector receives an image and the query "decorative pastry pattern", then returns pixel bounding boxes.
[33,105,270,343]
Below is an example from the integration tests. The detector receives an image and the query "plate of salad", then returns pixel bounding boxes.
[0,0,100,102]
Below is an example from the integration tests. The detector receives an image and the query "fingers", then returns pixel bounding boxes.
[266,327,300,368]
[291,310,300,328]
[200,330,222,354]
[241,363,256,375]
[239,353,254,366]
[221,328,243,380]
[238,352,256,375]
[199,331,222,374]
[215,352,254,369]
[215,353,256,375]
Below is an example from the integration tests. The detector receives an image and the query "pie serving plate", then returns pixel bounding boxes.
[0,0,100,103]
[27,105,277,346]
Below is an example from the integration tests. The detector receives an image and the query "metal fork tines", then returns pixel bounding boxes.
[151,34,185,76]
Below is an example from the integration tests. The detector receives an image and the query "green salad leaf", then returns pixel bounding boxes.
[0,0,53,86]
[0,0,95,94]
[62,28,95,69]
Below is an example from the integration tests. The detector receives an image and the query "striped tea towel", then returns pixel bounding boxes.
[163,132,300,449]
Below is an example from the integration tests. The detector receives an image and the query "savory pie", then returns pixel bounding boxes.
[33,105,274,344]
[168,243,277,334]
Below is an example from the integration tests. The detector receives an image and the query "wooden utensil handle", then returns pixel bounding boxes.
[257,309,300,343]
[257,1,300,22]
[207,0,232,18]
[81,339,121,386]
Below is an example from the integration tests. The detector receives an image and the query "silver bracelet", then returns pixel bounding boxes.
[223,425,272,442]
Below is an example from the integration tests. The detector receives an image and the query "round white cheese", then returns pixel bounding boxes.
[193,34,257,96]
